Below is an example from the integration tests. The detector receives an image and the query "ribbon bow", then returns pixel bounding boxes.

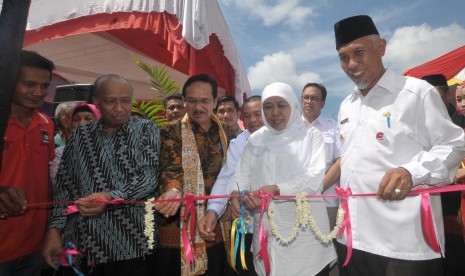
[56,242,89,276]
[418,187,441,253]
[336,187,353,267]
[181,192,197,265]
[231,190,250,271]
[257,189,274,276]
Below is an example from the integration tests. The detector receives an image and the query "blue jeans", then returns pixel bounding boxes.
[0,251,43,276]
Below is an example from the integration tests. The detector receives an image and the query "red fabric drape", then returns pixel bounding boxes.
[24,11,235,96]
[404,45,465,79]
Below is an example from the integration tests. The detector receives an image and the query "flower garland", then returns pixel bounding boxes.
[144,197,155,250]
[268,192,345,245]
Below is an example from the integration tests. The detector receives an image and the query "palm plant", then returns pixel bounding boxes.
[132,56,182,126]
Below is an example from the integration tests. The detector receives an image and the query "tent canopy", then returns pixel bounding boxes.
[404,45,465,86]
[20,0,250,103]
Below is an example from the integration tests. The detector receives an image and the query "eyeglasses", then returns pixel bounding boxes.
[302,96,321,103]
[185,98,213,106]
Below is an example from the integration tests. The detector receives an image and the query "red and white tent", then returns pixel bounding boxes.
[404,45,465,86]
[20,0,250,103]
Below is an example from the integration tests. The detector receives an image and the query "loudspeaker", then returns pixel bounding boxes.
[52,84,94,117]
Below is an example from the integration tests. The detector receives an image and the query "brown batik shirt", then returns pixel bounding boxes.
[158,118,230,247]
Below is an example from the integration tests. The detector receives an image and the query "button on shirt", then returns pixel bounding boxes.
[338,69,465,260]
[303,115,341,207]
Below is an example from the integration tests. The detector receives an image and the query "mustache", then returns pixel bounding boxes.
[348,69,361,74]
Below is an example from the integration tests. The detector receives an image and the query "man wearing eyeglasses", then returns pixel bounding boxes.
[301,83,341,230]
[154,74,231,276]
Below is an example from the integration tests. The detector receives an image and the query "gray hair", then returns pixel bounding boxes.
[93,74,134,98]
[54,101,78,131]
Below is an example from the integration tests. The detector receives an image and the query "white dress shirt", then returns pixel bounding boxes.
[338,69,465,260]
[208,129,251,217]
[303,114,341,207]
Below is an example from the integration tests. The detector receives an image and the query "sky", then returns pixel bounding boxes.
[218,0,465,119]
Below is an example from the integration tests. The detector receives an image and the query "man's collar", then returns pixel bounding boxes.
[302,113,323,126]
[351,68,394,100]
[98,117,132,134]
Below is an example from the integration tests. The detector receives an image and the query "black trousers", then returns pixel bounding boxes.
[45,254,156,276]
[443,233,465,275]
[336,242,443,276]
[154,243,228,276]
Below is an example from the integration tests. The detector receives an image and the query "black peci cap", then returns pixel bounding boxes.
[334,15,379,49]
[422,74,448,87]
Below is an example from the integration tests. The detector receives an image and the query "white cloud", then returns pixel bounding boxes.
[370,2,421,30]
[224,0,314,28]
[384,23,465,73]
[289,34,335,64]
[248,51,322,92]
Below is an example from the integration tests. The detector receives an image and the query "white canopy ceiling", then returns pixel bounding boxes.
[7,0,250,103]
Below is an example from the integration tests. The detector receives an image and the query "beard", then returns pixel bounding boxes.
[354,79,371,90]
[348,67,371,91]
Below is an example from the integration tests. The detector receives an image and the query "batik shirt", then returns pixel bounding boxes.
[160,119,227,194]
[158,119,229,247]
[49,117,160,264]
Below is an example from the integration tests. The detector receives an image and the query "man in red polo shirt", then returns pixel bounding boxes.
[0,50,55,275]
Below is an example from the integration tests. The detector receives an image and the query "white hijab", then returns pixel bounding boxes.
[250,82,306,147]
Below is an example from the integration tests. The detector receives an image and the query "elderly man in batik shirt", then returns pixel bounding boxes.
[43,74,160,275]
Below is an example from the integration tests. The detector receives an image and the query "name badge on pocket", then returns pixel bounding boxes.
[41,129,50,144]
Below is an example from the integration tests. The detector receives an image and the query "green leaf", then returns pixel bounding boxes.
[132,55,184,127]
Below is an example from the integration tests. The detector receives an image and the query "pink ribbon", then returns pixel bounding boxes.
[63,204,79,216]
[57,248,81,267]
[461,182,465,239]
[26,184,465,270]
[63,198,125,215]
[410,185,465,253]
[257,190,273,276]
[56,242,88,276]
[419,189,441,252]
[336,187,353,267]
[26,185,465,210]
[181,192,197,265]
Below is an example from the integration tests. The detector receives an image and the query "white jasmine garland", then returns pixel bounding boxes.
[268,192,345,245]
[144,197,155,249]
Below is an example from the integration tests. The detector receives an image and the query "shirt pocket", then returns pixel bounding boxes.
[322,133,335,164]
[338,120,353,146]
[369,116,417,150]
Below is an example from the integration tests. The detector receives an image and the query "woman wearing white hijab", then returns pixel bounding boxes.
[227,82,336,276]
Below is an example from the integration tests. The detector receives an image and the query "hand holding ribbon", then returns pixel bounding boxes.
[64,197,124,216]
[56,242,92,276]
[74,192,113,217]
